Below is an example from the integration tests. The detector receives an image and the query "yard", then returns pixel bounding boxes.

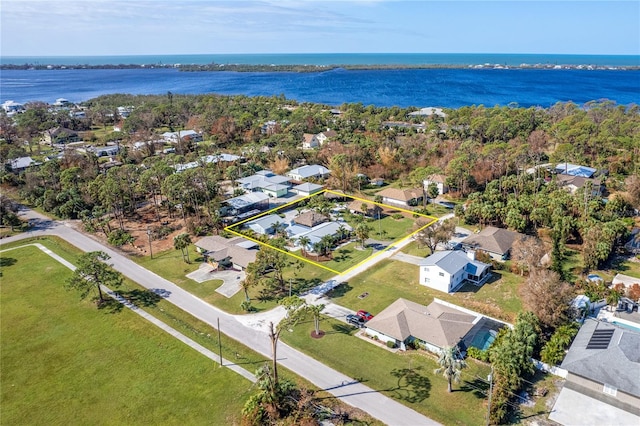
[0,244,251,425]
[280,315,492,426]
[1,238,376,424]
[328,259,523,322]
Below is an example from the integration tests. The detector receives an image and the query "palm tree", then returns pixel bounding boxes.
[173,233,192,263]
[355,223,370,249]
[337,224,348,242]
[319,234,334,256]
[434,346,467,393]
[239,273,257,302]
[308,303,325,336]
[298,235,311,255]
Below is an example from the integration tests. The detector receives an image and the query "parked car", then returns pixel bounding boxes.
[356,310,374,321]
[346,314,365,327]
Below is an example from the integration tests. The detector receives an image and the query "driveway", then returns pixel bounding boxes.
[1,207,440,426]
[549,387,640,426]
[186,263,244,298]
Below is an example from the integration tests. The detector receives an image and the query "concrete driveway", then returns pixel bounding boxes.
[185,263,244,298]
[549,387,640,426]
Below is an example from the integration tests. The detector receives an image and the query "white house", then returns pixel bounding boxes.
[161,130,202,143]
[246,214,285,235]
[423,174,449,195]
[302,133,319,149]
[419,250,490,293]
[291,182,323,197]
[287,165,331,182]
[316,129,337,145]
[376,187,423,207]
[236,170,291,197]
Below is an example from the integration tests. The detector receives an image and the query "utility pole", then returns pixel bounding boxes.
[217,317,222,366]
[289,278,292,297]
[146,227,153,259]
[486,366,494,426]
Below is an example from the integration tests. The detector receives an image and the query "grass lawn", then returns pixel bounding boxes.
[1,245,251,425]
[401,240,431,257]
[320,242,373,273]
[329,259,522,322]
[1,237,379,425]
[342,213,417,242]
[280,316,491,426]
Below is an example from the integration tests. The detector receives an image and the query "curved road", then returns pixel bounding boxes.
[0,207,440,426]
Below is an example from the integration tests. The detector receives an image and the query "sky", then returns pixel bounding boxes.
[1,0,639,57]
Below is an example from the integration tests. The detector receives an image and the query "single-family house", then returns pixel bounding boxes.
[370,177,384,187]
[293,211,328,228]
[408,107,446,118]
[419,250,491,293]
[236,170,291,197]
[161,130,202,143]
[221,192,270,216]
[376,187,423,207]
[302,133,320,149]
[43,127,80,144]
[246,214,286,235]
[556,174,603,196]
[461,226,521,260]
[347,200,382,218]
[194,236,258,270]
[555,162,597,178]
[363,298,502,353]
[1,100,24,116]
[316,129,337,145]
[7,156,38,172]
[92,146,119,157]
[550,319,640,425]
[291,221,352,252]
[291,182,323,197]
[423,174,449,195]
[287,165,331,182]
[261,121,279,135]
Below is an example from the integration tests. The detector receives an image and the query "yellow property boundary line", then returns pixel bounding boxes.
[224,189,438,275]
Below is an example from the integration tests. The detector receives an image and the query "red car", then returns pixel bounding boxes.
[356,310,374,321]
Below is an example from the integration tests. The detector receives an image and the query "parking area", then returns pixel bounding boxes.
[186,263,244,298]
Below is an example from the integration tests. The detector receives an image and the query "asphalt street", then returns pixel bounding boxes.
[1,207,440,426]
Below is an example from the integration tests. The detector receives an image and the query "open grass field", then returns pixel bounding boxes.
[280,315,492,426]
[400,240,432,257]
[329,259,522,322]
[0,244,251,425]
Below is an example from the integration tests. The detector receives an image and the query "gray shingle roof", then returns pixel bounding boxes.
[561,319,640,398]
[419,250,490,277]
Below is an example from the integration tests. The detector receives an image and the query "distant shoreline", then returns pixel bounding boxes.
[2,63,638,72]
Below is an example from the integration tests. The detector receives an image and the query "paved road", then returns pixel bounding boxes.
[1,207,440,426]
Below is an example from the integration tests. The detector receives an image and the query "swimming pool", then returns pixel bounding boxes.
[612,321,640,333]
[470,329,497,351]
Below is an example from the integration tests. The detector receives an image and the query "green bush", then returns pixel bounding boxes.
[466,347,489,362]
[392,213,403,220]
[386,340,396,349]
[107,229,134,247]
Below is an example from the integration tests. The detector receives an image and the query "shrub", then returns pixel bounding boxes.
[392,213,403,220]
[107,229,134,247]
[466,347,489,362]
[386,340,396,348]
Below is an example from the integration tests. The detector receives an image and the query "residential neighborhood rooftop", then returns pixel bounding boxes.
[376,187,423,202]
[462,226,520,256]
[420,250,490,277]
[561,319,640,398]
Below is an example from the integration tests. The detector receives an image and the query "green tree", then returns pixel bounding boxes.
[173,233,192,263]
[355,222,371,248]
[65,251,123,303]
[308,303,325,336]
[434,346,467,393]
[297,235,311,255]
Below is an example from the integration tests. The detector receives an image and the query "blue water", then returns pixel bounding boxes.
[471,330,497,351]
[612,321,640,333]
[2,53,639,66]
[1,67,639,108]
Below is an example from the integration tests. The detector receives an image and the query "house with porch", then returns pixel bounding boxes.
[419,250,491,293]
[236,170,292,198]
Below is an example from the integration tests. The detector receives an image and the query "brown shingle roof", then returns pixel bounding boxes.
[194,236,256,268]
[293,211,327,228]
[462,226,520,256]
[365,298,477,348]
[376,187,423,202]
